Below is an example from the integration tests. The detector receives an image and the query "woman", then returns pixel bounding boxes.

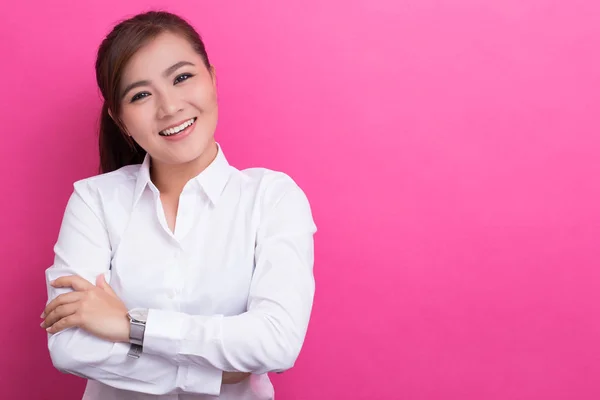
[41,10,316,400]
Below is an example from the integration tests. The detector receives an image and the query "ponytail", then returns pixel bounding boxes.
[98,102,145,174]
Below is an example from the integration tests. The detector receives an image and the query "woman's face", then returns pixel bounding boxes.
[117,31,218,166]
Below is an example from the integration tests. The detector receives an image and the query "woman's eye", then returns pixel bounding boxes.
[174,73,194,84]
[131,92,150,102]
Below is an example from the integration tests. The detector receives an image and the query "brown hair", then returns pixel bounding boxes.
[95,11,212,173]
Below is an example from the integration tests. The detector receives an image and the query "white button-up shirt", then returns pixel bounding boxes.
[44,144,317,400]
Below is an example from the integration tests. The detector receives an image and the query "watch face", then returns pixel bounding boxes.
[128,308,148,322]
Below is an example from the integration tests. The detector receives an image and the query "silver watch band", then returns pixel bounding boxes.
[127,343,143,358]
[129,320,146,346]
[127,309,148,359]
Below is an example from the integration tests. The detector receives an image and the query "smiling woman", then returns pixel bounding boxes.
[96,14,219,174]
[42,10,316,400]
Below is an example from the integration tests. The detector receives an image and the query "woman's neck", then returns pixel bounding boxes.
[150,140,218,196]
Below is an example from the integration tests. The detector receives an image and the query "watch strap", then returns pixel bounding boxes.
[129,320,146,346]
[127,343,143,359]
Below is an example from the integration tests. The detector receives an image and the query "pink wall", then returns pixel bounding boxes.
[1,0,599,399]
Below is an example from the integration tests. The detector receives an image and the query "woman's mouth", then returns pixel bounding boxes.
[158,117,197,137]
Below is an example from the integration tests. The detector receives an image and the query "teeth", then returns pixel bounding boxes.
[160,118,195,136]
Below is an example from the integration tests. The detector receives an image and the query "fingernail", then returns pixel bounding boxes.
[40,322,45,328]
[49,280,55,286]
[40,312,45,318]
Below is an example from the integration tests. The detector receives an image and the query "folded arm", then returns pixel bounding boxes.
[141,176,317,375]
[44,181,223,396]
[45,174,316,392]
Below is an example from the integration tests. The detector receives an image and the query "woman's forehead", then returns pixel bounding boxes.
[122,33,198,79]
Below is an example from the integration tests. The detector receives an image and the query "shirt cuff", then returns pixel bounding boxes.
[144,309,223,396]
[144,308,185,359]
[182,363,223,396]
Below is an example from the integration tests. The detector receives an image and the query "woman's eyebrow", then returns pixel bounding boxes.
[163,60,195,77]
[121,80,151,100]
[120,61,196,100]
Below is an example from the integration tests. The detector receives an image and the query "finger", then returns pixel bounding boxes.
[51,275,94,291]
[43,291,84,318]
[97,274,118,297]
[103,282,118,297]
[46,314,81,334]
[42,302,79,329]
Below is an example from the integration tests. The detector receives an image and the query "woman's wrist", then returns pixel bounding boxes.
[119,311,131,343]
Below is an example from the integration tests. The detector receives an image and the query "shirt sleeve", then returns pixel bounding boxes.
[44,180,223,396]
[141,174,317,375]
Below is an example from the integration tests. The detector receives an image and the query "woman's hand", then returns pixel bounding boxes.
[222,371,251,384]
[41,274,130,343]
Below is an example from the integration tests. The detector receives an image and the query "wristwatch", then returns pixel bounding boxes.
[127,308,148,358]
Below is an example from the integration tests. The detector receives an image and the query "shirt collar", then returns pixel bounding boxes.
[132,143,232,207]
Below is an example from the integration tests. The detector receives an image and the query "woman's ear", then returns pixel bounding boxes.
[210,65,217,87]
[209,65,218,100]
[107,108,131,137]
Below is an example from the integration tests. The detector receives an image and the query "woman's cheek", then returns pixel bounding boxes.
[128,109,155,140]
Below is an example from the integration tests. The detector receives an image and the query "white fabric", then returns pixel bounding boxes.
[44,144,317,399]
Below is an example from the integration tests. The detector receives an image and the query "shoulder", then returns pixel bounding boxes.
[70,164,140,209]
[236,167,308,205]
[236,167,317,232]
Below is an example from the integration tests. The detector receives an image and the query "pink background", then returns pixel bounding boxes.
[1,0,599,399]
